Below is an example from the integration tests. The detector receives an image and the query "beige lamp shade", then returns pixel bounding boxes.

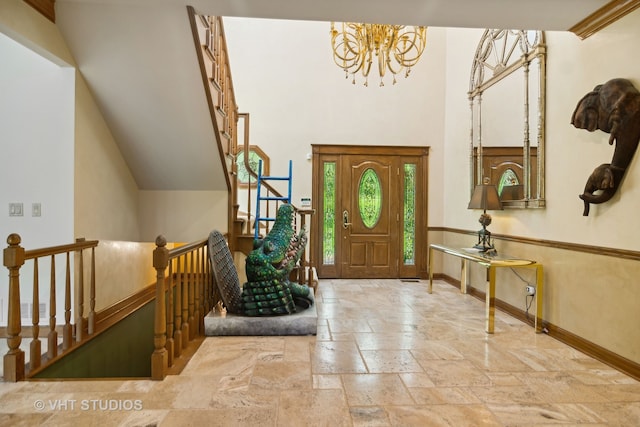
[468,184,503,211]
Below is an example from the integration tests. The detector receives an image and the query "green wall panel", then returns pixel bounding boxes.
[34,301,155,379]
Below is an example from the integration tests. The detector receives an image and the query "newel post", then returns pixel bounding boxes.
[3,234,26,382]
[151,235,169,380]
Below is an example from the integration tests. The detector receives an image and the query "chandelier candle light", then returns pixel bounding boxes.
[330,22,427,87]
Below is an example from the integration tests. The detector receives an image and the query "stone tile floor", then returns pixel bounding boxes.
[0,279,639,426]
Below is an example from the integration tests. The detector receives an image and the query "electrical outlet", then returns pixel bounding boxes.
[525,285,535,296]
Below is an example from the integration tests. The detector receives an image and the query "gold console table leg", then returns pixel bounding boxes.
[535,264,544,333]
[485,266,496,334]
[460,259,468,294]
[428,246,434,294]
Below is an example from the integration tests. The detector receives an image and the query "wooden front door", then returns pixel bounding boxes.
[312,145,429,279]
[341,155,397,278]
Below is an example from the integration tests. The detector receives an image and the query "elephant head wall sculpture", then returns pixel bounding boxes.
[571,78,640,216]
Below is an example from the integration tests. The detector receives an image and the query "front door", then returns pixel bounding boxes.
[341,155,397,278]
[312,145,429,279]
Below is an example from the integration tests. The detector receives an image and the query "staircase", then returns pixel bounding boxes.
[188,8,314,270]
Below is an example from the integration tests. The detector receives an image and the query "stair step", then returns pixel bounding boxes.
[260,176,290,181]
[258,196,289,202]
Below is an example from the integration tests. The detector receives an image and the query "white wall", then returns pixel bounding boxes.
[0,32,75,325]
[0,32,75,248]
[223,18,447,224]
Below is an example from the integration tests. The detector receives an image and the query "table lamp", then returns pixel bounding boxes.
[468,180,503,253]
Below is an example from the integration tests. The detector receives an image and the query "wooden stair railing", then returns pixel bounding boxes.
[1,231,218,382]
[188,8,316,288]
[188,7,239,249]
[151,235,219,380]
[2,234,99,382]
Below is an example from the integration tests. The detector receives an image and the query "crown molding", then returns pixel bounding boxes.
[570,0,640,39]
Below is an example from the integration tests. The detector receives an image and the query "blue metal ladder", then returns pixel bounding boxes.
[254,159,292,240]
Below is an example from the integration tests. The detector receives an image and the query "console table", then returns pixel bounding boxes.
[428,244,543,334]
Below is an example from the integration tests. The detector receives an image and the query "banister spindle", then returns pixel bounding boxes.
[63,252,72,350]
[48,254,57,359]
[88,246,96,335]
[173,257,183,358]
[76,238,85,342]
[151,235,169,380]
[206,246,211,308]
[197,246,204,335]
[166,258,174,367]
[188,252,195,340]
[298,212,306,285]
[181,254,189,349]
[30,258,42,370]
[3,233,26,382]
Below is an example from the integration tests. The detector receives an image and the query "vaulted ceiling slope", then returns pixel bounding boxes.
[54,0,610,191]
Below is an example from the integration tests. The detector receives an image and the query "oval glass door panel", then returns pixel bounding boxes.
[358,168,382,228]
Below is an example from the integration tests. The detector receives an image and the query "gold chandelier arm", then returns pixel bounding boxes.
[394,29,427,63]
[330,21,427,86]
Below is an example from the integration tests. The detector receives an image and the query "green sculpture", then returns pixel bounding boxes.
[208,204,312,317]
[241,203,311,315]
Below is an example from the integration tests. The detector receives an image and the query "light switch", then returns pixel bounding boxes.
[9,203,23,217]
[32,203,41,217]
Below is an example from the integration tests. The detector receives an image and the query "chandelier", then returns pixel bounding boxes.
[330,22,427,87]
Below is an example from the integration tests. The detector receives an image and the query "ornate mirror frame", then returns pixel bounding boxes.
[469,30,546,208]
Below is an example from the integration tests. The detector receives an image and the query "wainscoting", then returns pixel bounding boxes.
[428,227,640,381]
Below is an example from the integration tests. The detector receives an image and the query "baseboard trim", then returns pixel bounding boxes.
[436,273,640,381]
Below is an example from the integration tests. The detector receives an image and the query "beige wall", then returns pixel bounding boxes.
[138,190,229,242]
[438,11,640,364]
[89,241,159,311]
[74,73,141,242]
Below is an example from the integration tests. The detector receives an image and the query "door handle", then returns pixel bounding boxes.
[343,210,352,229]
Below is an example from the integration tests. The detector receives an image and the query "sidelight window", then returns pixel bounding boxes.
[322,162,336,265]
[403,164,416,265]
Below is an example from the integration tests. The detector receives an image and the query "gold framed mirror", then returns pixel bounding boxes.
[469,30,546,208]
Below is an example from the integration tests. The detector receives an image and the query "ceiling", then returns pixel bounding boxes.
[184,0,610,30]
[53,0,612,191]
